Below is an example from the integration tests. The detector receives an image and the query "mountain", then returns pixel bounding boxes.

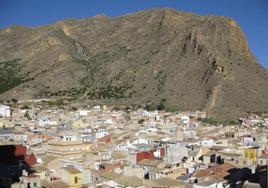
[0,8,268,120]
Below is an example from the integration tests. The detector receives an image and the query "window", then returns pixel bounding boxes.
[74,176,78,184]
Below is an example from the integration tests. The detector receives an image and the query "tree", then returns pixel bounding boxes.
[144,103,156,111]
[138,119,145,124]
[71,106,78,111]
[24,111,30,120]
[157,103,164,110]
[197,117,218,125]
[20,105,30,110]
[11,98,18,103]
[157,99,165,111]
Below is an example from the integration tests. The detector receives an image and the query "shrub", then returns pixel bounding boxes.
[198,117,218,125]
[24,111,30,119]
[138,119,145,124]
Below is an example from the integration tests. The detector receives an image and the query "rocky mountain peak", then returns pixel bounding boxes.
[0,8,267,120]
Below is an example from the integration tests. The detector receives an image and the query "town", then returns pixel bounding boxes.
[0,100,267,188]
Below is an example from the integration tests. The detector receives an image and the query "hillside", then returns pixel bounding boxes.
[0,8,268,120]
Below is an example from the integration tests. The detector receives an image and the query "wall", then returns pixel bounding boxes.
[136,151,155,163]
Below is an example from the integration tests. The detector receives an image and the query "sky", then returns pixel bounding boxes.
[0,0,267,68]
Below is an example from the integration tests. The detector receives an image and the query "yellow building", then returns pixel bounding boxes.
[244,147,257,164]
[72,119,86,129]
[59,165,83,188]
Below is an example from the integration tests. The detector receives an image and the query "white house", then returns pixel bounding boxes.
[181,115,190,125]
[0,105,11,118]
[95,127,108,139]
[57,125,80,141]
[201,138,214,146]
[78,110,91,117]
[184,129,197,139]
[13,132,28,143]
[241,135,256,146]
[0,128,13,141]
[38,117,57,127]
[92,106,101,112]
[132,138,150,145]
[257,153,268,165]
[165,141,189,163]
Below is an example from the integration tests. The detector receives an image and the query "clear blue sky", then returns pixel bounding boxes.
[1,0,267,68]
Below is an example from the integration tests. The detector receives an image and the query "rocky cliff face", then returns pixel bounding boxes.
[0,8,267,120]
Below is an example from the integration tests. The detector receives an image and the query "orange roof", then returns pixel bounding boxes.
[259,153,268,159]
[194,163,234,179]
[28,133,51,140]
[98,135,112,143]
[193,169,214,177]
[210,171,230,180]
[216,163,235,171]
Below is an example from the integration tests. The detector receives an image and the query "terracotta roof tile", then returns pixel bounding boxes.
[259,153,268,159]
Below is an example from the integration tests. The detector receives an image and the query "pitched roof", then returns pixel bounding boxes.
[47,140,82,146]
[116,176,144,187]
[259,153,268,159]
[112,151,127,160]
[193,163,234,179]
[99,172,123,180]
[99,172,144,187]
[99,162,122,170]
[203,151,216,156]
[137,159,163,167]
[193,169,214,177]
[62,165,81,174]
[32,165,49,172]
[41,180,69,188]
[97,135,112,143]
[216,163,235,172]
[42,156,58,164]
[148,177,182,187]
[210,171,230,180]
[218,151,241,157]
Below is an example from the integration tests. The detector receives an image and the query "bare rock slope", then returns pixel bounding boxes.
[0,9,268,120]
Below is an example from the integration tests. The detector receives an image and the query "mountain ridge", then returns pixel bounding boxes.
[0,8,268,120]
